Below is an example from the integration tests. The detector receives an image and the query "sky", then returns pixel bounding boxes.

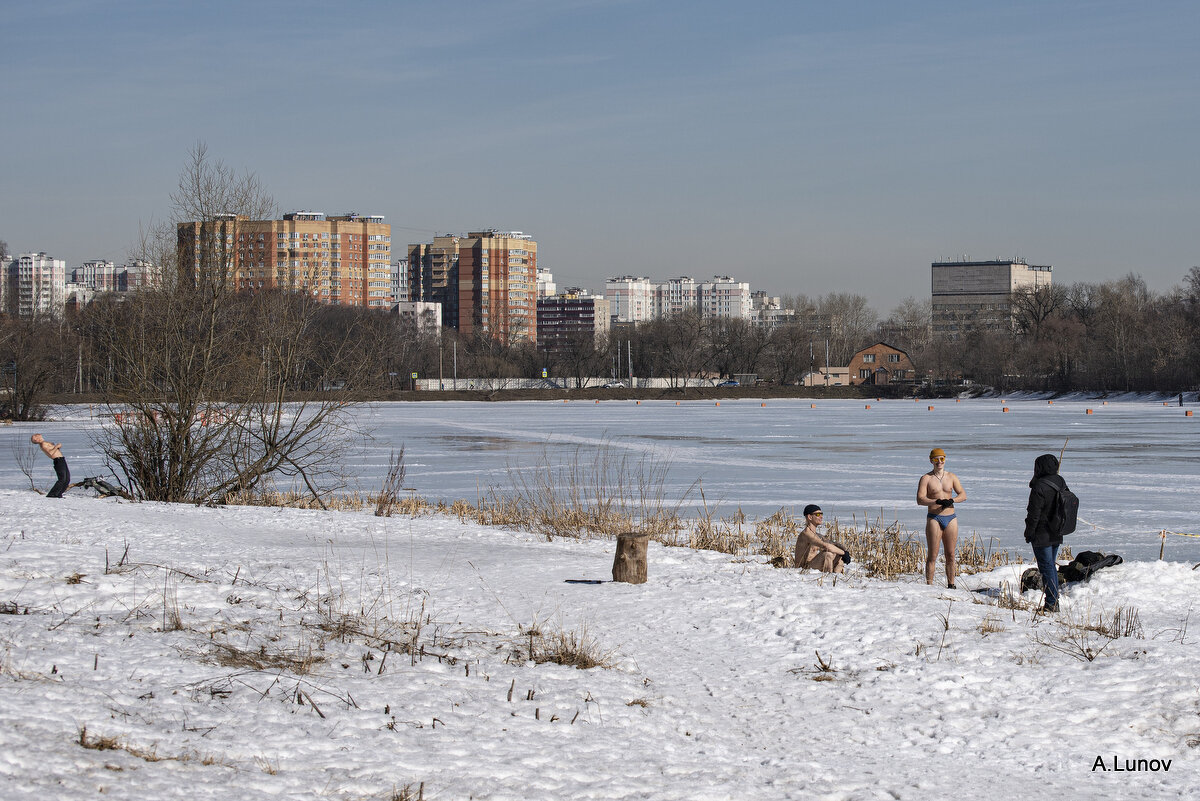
[2,0,1198,311]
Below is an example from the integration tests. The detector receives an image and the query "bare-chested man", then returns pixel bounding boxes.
[31,433,70,498]
[793,504,847,574]
[916,447,965,588]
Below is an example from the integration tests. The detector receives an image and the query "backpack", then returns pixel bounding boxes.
[1046,481,1079,536]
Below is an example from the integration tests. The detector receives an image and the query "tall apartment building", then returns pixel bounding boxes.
[177,211,392,308]
[696,276,752,319]
[408,230,537,343]
[5,252,66,317]
[537,289,610,353]
[931,258,1052,335]
[605,276,655,324]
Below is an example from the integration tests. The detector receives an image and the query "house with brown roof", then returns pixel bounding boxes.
[848,342,916,386]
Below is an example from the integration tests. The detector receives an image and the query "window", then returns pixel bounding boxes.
[889,354,901,363]
[860,369,872,379]
[862,354,875,363]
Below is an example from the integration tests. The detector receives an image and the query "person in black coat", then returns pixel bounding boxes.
[1024,453,1066,612]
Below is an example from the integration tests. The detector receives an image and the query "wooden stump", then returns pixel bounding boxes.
[612,532,649,584]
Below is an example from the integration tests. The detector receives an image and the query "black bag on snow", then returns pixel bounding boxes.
[1057,550,1122,583]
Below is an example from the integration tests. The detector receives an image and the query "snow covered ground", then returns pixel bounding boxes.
[1,399,1198,798]
[2,491,1198,798]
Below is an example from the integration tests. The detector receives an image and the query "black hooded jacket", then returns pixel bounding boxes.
[1024,453,1066,547]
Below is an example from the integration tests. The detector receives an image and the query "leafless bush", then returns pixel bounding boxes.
[10,440,37,490]
[484,440,693,541]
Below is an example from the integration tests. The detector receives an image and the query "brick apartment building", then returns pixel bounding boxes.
[177,212,392,308]
[408,230,537,343]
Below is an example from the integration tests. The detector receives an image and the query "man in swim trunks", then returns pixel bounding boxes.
[916,447,966,588]
[793,504,847,573]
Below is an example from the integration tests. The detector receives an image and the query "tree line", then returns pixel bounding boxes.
[4,268,1197,417]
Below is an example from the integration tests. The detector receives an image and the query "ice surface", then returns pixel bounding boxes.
[3,398,1196,561]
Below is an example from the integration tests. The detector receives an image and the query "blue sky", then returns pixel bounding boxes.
[2,0,1197,310]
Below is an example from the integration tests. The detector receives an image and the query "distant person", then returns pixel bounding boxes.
[793,504,847,573]
[31,433,69,498]
[1024,454,1070,612]
[917,447,966,588]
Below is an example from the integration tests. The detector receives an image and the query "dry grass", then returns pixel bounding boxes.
[514,622,616,670]
[78,725,224,766]
[205,640,324,674]
[1033,602,1144,662]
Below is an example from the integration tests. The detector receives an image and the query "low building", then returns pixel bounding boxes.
[848,342,916,385]
[801,367,851,387]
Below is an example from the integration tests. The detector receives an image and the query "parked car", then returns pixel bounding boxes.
[717,380,739,387]
[603,381,626,388]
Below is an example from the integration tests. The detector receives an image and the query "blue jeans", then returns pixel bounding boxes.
[1032,544,1060,609]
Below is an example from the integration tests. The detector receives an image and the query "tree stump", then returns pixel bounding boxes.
[612,532,649,584]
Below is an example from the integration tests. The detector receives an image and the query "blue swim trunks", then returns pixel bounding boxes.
[927,512,957,528]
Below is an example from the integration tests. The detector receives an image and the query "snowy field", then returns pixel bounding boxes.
[0,398,1198,799]
[1,489,1197,799]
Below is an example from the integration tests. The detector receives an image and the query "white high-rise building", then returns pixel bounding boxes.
[8,252,66,317]
[605,275,655,323]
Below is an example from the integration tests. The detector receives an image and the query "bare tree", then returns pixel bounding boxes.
[89,146,373,505]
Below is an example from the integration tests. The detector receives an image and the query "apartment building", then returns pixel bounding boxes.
[931,258,1052,335]
[72,259,159,293]
[4,252,66,317]
[536,289,610,353]
[605,276,655,324]
[408,230,537,343]
[177,212,392,308]
[606,275,753,323]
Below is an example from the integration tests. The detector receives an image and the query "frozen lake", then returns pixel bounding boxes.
[4,397,1197,562]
